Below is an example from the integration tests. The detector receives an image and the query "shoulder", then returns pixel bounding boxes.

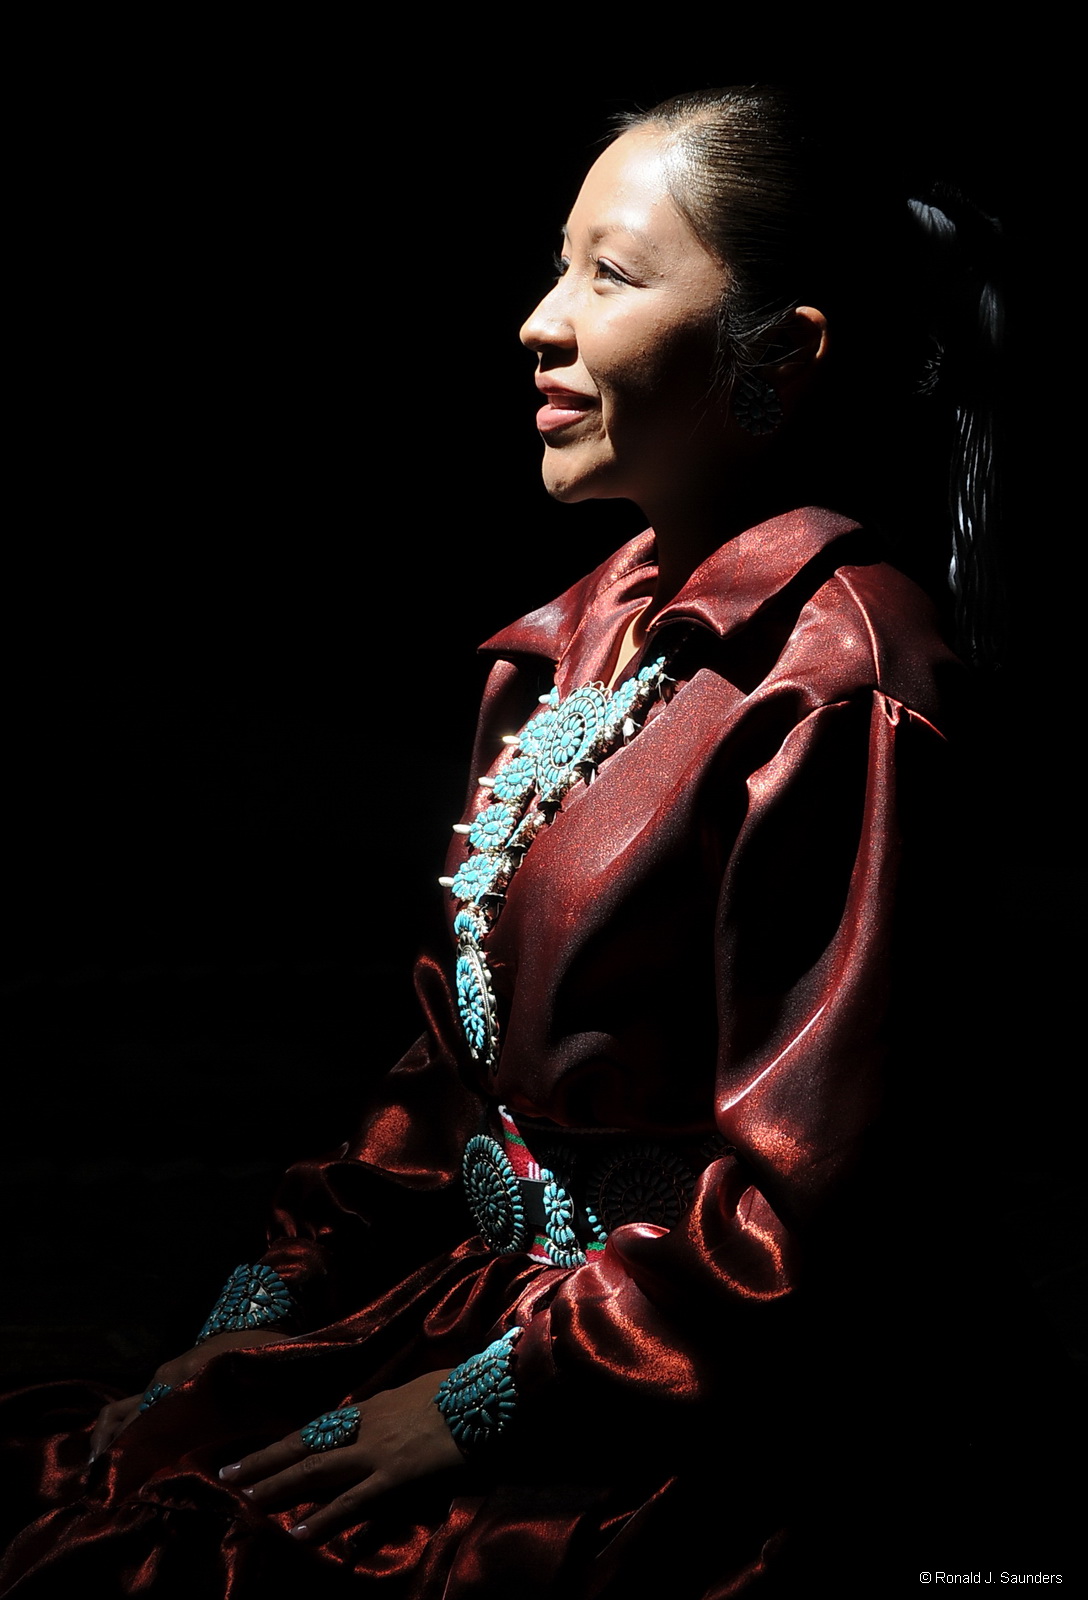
[770,559,962,728]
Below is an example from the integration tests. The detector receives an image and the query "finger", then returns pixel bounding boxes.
[89,1396,140,1453]
[219,1433,309,1487]
[238,1445,368,1512]
[88,1407,116,1461]
[289,1473,390,1545]
[88,1396,142,1461]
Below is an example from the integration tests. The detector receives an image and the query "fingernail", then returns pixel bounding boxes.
[241,1487,254,1499]
[290,1523,309,1540]
[219,1463,241,1480]
[87,1450,97,1465]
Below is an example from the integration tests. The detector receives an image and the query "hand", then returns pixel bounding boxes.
[88,1328,285,1461]
[219,1369,461,1545]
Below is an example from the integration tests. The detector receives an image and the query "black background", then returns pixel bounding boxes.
[4,24,1080,1564]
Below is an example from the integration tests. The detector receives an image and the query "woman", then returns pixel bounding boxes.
[1,88,1000,1596]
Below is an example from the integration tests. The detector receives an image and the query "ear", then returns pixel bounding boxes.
[768,306,829,393]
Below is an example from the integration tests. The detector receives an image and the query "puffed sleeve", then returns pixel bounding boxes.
[508,685,953,1443]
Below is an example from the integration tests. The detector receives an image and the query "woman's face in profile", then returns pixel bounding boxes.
[520,126,733,513]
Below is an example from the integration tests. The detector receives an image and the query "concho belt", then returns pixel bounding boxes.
[462,1105,729,1268]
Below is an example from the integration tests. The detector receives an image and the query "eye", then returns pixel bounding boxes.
[592,257,632,286]
[552,252,570,280]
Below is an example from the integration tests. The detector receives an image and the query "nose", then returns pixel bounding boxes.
[519,280,575,354]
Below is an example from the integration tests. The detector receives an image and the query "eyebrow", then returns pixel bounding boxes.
[560,222,651,250]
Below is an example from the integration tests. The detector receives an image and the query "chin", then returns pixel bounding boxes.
[544,478,589,504]
[540,455,617,505]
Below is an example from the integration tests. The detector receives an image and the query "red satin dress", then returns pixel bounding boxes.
[0,509,963,1597]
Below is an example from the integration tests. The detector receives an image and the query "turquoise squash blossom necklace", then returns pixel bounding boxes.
[441,647,677,1073]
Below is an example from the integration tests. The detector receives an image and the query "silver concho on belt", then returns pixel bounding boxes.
[462,1135,529,1254]
[462,1134,586,1267]
[540,1168,586,1267]
[463,1127,710,1267]
[584,1143,696,1237]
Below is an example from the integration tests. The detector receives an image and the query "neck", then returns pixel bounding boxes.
[632,463,806,646]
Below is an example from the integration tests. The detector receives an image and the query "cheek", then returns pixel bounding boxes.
[605,322,719,425]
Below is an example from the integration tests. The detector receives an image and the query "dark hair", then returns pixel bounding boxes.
[618,88,1004,668]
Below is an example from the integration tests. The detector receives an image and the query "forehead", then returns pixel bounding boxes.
[565,127,722,278]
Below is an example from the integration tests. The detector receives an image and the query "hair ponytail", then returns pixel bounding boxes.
[907,192,1004,668]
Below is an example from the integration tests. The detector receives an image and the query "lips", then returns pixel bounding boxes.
[535,382,597,436]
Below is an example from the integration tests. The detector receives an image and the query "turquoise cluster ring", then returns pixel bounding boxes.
[300,1406,361,1453]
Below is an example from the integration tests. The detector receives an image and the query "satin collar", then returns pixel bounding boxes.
[479,508,865,672]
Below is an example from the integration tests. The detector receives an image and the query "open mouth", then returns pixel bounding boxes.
[536,390,597,434]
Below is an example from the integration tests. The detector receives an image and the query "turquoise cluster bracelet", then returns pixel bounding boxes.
[434,1327,522,1455]
[195,1263,294,1344]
